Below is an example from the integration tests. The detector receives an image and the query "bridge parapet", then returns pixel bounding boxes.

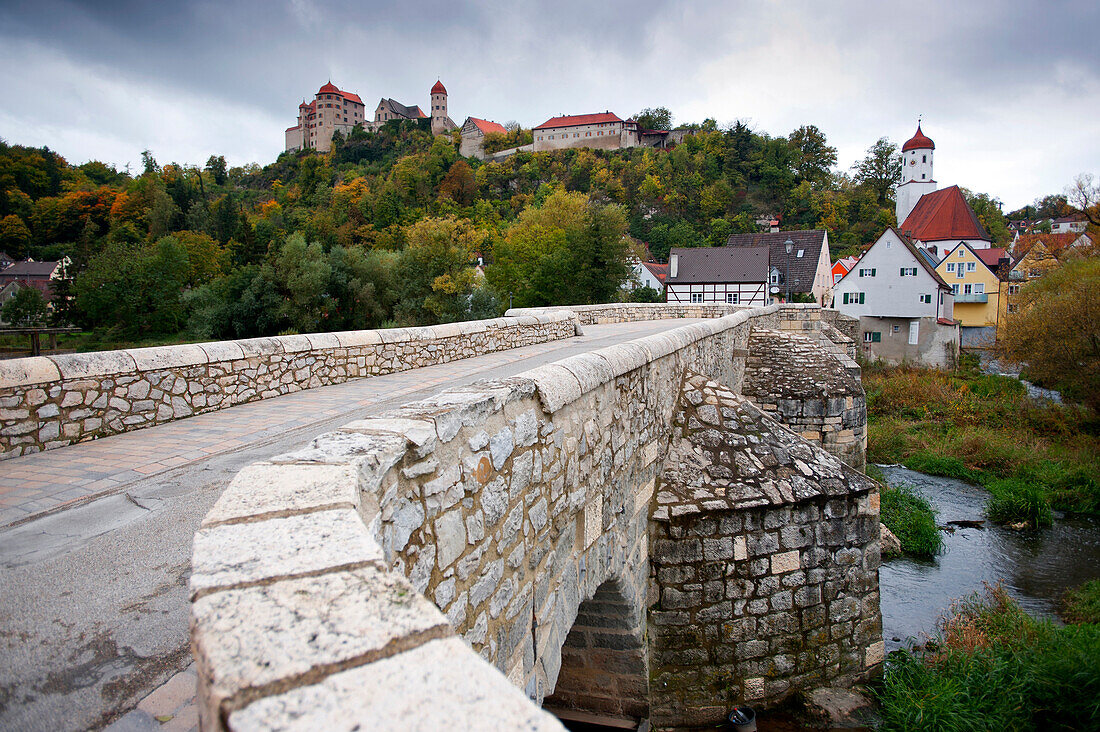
[186,303,877,731]
[0,313,575,459]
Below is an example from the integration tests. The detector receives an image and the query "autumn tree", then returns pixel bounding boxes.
[962,189,1010,244]
[1068,173,1100,226]
[394,216,486,325]
[852,138,902,206]
[1000,257,1100,413]
[0,214,32,257]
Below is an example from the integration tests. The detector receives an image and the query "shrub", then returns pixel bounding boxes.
[1062,580,1100,625]
[879,484,942,559]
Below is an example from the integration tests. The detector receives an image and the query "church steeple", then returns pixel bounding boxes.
[896,121,938,226]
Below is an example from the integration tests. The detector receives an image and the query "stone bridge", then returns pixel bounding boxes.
[170,303,880,731]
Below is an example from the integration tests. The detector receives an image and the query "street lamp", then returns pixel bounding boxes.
[784,237,794,303]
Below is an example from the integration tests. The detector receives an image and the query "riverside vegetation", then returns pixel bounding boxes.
[864,356,1100,527]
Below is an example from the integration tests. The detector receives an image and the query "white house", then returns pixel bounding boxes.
[832,228,959,367]
[624,260,668,292]
[665,247,768,306]
[1051,216,1088,234]
[724,230,832,305]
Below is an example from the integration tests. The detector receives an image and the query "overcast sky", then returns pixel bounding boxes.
[1,0,1097,211]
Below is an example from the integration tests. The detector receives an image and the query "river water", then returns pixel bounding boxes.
[877,465,1100,652]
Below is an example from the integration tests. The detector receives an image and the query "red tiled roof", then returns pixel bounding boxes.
[975,247,1007,268]
[414,106,427,118]
[316,83,363,105]
[534,112,622,130]
[900,185,990,242]
[1013,232,1092,258]
[937,318,958,326]
[469,117,508,135]
[642,262,669,284]
[431,80,447,95]
[902,123,935,152]
[285,126,300,132]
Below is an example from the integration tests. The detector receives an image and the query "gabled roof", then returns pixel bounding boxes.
[916,248,940,269]
[431,80,447,95]
[0,261,60,278]
[534,112,622,130]
[465,117,508,135]
[975,247,1008,269]
[724,230,826,294]
[378,98,428,119]
[668,247,768,284]
[838,228,950,291]
[642,261,669,284]
[902,123,935,152]
[1012,232,1092,259]
[900,185,990,243]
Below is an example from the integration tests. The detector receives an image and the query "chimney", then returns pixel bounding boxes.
[670,253,678,278]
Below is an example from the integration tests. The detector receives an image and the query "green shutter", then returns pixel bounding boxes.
[872,332,881,343]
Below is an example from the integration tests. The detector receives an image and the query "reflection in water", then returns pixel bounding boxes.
[877,466,1100,651]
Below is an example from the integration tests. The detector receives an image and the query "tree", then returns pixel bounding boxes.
[395,216,486,325]
[1,285,48,326]
[852,138,902,206]
[141,149,159,176]
[1001,258,1100,413]
[205,155,228,186]
[634,107,673,130]
[1067,173,1100,226]
[788,125,837,187]
[0,214,32,257]
[962,189,1010,244]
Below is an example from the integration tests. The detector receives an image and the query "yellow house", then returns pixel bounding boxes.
[996,240,1062,342]
[934,242,1007,330]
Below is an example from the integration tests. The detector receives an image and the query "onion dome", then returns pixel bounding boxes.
[902,123,935,152]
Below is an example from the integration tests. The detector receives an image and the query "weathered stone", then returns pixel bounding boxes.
[202,464,360,528]
[434,510,466,569]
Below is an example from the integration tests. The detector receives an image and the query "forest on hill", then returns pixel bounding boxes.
[0,117,1016,345]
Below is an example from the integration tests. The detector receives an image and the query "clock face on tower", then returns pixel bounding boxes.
[910,160,916,166]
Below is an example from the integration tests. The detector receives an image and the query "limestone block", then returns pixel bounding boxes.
[236,337,283,358]
[274,334,313,353]
[332,329,384,348]
[227,637,563,732]
[559,352,614,395]
[191,567,450,723]
[596,342,650,378]
[200,340,246,363]
[0,356,61,389]
[305,332,341,350]
[434,510,467,569]
[203,463,361,528]
[128,344,209,371]
[525,364,583,414]
[340,417,436,457]
[50,350,137,380]
[192,510,382,599]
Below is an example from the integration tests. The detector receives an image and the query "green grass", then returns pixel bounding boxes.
[864,362,1100,524]
[1062,580,1100,625]
[879,484,943,559]
[877,585,1100,731]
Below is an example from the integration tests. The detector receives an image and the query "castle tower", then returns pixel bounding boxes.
[895,122,937,226]
[430,80,448,135]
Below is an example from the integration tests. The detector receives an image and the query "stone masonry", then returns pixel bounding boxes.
[742,329,867,471]
[187,304,880,730]
[0,314,575,459]
[649,372,881,729]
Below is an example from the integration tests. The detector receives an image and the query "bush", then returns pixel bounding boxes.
[878,586,1100,731]
[1062,580,1100,625]
[880,484,943,559]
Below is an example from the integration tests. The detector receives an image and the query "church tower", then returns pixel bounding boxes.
[895,123,937,226]
[430,80,448,135]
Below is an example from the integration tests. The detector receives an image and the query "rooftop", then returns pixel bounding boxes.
[534,112,623,130]
[668,246,769,284]
[900,185,990,243]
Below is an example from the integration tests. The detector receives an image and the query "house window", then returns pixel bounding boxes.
[863,331,881,343]
[952,284,959,295]
[958,249,965,257]
[859,268,876,277]
[919,294,931,303]
[946,263,955,272]
[690,293,703,303]
[842,292,865,305]
[1029,269,1041,277]
[797,250,804,258]
[726,293,738,304]
[964,284,972,294]
[900,267,917,276]
[967,262,976,272]
[892,325,901,333]
[922,155,927,163]
[1009,284,1020,295]
[1008,303,1018,313]
[957,269,964,278]
[974,283,984,294]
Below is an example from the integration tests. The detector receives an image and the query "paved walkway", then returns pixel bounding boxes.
[0,319,701,528]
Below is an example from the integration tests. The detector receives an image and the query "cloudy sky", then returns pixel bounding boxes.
[1,0,1097,210]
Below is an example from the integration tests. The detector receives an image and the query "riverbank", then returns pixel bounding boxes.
[863,359,1100,522]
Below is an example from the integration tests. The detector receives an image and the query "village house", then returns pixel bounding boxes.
[832,228,958,368]
[934,242,1008,347]
[0,260,67,302]
[533,112,638,152]
[459,117,509,159]
[832,255,858,285]
[725,230,833,305]
[1051,216,1088,234]
[996,239,1067,343]
[664,247,769,306]
[626,260,668,293]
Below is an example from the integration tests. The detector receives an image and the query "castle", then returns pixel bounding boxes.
[285,80,456,153]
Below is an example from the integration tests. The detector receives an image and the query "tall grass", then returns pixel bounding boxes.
[1062,580,1100,625]
[878,585,1100,731]
[879,484,942,559]
[864,362,1100,522]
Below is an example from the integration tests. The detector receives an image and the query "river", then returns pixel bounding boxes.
[877,465,1100,652]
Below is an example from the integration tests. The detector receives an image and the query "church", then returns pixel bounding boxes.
[894,124,992,254]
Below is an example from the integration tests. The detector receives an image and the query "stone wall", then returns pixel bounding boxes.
[507,303,748,326]
[649,373,881,729]
[0,314,576,459]
[742,330,867,471]
[188,304,878,730]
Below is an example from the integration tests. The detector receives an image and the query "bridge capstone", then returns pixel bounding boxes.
[183,304,879,731]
